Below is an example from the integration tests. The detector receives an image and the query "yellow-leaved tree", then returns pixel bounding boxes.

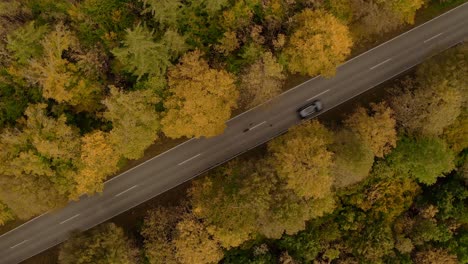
[173,213,224,264]
[281,9,352,77]
[0,201,15,226]
[189,159,274,248]
[344,102,397,158]
[162,50,238,138]
[268,120,334,199]
[29,23,102,112]
[0,103,81,217]
[75,131,120,197]
[102,86,161,160]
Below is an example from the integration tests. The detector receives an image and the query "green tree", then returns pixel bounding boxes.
[6,21,47,64]
[0,73,41,128]
[347,220,395,262]
[68,0,137,46]
[140,0,183,29]
[331,130,374,188]
[162,50,238,138]
[448,231,468,264]
[223,244,277,264]
[59,223,138,264]
[407,218,452,246]
[426,173,468,224]
[344,102,397,157]
[385,137,455,185]
[112,24,172,80]
[193,0,230,15]
[268,120,334,199]
[277,217,341,263]
[281,9,352,77]
[102,86,161,160]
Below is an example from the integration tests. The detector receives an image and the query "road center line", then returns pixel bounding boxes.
[370,59,392,70]
[0,211,49,239]
[10,240,29,249]
[178,153,202,166]
[250,121,267,130]
[59,214,80,225]
[307,89,331,102]
[104,138,197,184]
[424,32,444,43]
[115,185,138,197]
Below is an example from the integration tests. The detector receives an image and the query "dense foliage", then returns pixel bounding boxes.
[136,43,467,264]
[0,0,437,223]
[0,0,465,263]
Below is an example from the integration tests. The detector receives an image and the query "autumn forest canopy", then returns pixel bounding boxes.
[0,0,466,263]
[58,43,467,264]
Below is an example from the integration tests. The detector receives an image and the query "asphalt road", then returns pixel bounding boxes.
[1,3,468,263]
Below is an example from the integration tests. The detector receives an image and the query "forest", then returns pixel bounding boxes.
[55,43,467,264]
[53,43,468,264]
[0,0,466,263]
[0,0,445,226]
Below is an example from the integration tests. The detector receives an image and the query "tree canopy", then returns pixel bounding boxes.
[331,129,375,188]
[162,50,238,138]
[173,213,224,264]
[239,52,285,109]
[102,86,161,160]
[344,102,397,157]
[281,9,352,77]
[29,23,102,112]
[268,120,334,199]
[59,223,138,264]
[385,137,455,185]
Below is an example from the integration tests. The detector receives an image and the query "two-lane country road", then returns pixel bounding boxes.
[1,3,468,263]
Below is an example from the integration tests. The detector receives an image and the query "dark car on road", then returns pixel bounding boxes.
[297,100,323,119]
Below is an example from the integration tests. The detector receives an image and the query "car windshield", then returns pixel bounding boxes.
[302,105,316,114]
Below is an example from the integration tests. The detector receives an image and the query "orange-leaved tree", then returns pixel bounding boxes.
[281,9,352,77]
